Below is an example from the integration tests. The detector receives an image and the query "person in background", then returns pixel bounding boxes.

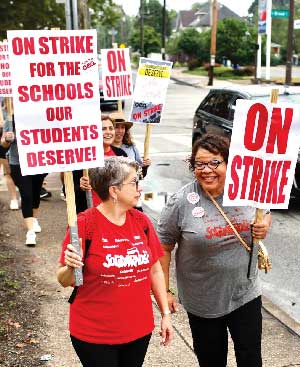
[73,115,127,213]
[157,134,271,367]
[0,98,19,210]
[110,111,151,179]
[1,115,46,246]
[57,156,173,367]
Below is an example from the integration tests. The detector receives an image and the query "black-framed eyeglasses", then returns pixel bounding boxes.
[194,160,224,170]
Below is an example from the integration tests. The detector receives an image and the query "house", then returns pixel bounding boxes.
[173,1,243,34]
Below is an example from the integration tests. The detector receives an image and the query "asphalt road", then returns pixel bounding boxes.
[125,80,300,325]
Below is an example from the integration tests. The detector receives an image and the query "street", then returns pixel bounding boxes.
[125,80,300,326]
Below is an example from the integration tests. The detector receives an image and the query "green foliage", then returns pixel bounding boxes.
[0,0,65,39]
[176,28,209,63]
[129,25,161,56]
[216,18,257,65]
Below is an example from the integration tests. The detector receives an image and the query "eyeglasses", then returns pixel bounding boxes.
[121,178,139,189]
[194,160,224,170]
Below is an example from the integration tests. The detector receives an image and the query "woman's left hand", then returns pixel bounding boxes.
[252,220,270,240]
[142,158,151,167]
[160,314,173,346]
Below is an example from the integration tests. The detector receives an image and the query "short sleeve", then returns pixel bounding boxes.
[157,192,181,245]
[143,214,164,262]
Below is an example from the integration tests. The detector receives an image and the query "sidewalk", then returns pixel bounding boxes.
[170,66,251,89]
[0,173,300,366]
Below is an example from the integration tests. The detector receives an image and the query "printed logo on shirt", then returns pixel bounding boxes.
[205,221,250,239]
[103,247,150,269]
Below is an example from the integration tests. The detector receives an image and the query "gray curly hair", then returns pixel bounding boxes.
[89,156,139,201]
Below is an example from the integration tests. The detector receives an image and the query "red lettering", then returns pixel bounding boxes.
[228,155,241,200]
[19,130,30,145]
[266,107,293,154]
[244,103,268,151]
[240,156,253,199]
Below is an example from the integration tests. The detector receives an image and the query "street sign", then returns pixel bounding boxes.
[271,9,289,18]
[294,19,300,29]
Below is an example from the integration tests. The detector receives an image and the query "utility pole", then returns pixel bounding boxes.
[140,0,144,57]
[78,0,89,29]
[208,0,218,86]
[285,0,294,85]
[161,0,166,60]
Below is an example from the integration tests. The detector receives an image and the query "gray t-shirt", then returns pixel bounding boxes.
[157,180,261,318]
[3,119,19,165]
[120,143,142,165]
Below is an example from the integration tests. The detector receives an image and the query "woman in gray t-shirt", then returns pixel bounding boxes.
[157,134,271,367]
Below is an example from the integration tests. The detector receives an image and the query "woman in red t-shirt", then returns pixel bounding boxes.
[57,156,173,367]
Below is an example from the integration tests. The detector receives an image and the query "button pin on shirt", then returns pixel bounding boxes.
[187,192,200,205]
[192,206,205,218]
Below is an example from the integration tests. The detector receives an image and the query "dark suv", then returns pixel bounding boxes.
[192,86,300,200]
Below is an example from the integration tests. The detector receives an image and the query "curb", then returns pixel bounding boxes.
[142,200,300,338]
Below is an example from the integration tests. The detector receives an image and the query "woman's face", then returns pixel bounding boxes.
[114,123,126,145]
[194,148,227,197]
[116,167,141,208]
[102,119,115,148]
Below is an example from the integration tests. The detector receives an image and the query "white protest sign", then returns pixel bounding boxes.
[101,48,133,99]
[7,29,103,175]
[223,99,300,209]
[0,41,12,96]
[129,58,173,124]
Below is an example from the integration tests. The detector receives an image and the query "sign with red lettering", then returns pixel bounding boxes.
[0,41,12,96]
[223,99,300,209]
[101,48,133,99]
[129,58,172,124]
[7,30,103,175]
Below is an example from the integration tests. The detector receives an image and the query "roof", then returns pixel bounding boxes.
[174,1,242,31]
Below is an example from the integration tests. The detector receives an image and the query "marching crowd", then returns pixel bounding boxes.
[0,98,272,367]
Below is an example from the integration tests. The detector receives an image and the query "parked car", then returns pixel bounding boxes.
[98,67,124,111]
[192,85,300,200]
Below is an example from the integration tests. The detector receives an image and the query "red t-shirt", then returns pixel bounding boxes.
[60,207,164,344]
[91,147,116,206]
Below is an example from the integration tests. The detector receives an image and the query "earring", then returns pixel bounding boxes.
[113,196,117,204]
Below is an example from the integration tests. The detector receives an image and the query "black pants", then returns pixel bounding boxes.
[188,296,262,367]
[70,333,152,367]
[10,164,46,218]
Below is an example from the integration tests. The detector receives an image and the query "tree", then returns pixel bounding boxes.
[216,18,257,65]
[129,25,161,56]
[0,0,65,39]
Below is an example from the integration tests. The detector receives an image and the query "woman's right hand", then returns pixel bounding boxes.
[64,243,83,269]
[167,291,179,313]
[3,131,14,142]
[80,176,92,191]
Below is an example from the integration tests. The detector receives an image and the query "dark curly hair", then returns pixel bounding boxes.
[188,134,230,171]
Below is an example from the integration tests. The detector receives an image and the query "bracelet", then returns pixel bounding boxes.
[161,310,171,316]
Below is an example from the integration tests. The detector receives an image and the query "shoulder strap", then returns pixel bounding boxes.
[204,189,251,252]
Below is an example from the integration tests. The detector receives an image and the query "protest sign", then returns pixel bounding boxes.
[129,58,173,124]
[7,29,103,176]
[0,41,12,96]
[223,99,300,209]
[101,48,133,100]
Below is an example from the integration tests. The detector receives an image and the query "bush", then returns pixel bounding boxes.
[187,59,202,70]
[232,66,254,76]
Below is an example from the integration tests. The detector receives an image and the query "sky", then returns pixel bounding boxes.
[114,0,254,17]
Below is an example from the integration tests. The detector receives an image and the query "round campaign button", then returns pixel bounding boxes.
[187,192,200,205]
[192,206,205,218]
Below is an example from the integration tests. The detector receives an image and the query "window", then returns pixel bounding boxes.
[213,93,233,119]
[200,93,220,114]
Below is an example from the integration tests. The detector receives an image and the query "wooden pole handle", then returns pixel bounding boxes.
[83,169,93,208]
[64,171,83,286]
[143,124,151,160]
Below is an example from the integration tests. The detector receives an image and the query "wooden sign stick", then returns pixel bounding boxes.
[64,171,83,286]
[83,169,93,208]
[248,88,278,278]
[143,123,151,160]
[118,99,122,113]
